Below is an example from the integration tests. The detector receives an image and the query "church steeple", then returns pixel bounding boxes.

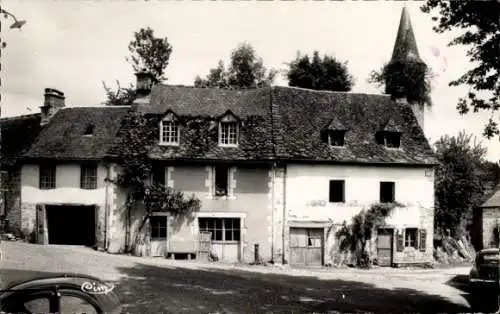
[390,6,423,64]
[386,6,427,134]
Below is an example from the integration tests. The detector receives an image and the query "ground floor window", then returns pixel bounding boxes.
[198,217,240,242]
[404,228,418,248]
[150,216,167,239]
[397,228,427,252]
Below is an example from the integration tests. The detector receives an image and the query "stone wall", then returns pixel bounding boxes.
[20,202,37,240]
[270,165,285,264]
[392,206,434,264]
[130,163,275,263]
[4,167,22,234]
[482,207,500,249]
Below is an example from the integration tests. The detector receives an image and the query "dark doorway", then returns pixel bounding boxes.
[46,205,96,246]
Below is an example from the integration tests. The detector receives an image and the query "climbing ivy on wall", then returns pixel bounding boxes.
[114,110,201,253]
[114,110,271,253]
[336,202,403,267]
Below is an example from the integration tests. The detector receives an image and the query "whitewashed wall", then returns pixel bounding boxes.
[286,164,434,225]
[21,163,108,204]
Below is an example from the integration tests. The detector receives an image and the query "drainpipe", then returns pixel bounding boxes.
[103,164,110,251]
[271,161,276,263]
[282,164,287,264]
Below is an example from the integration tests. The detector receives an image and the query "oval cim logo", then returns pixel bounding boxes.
[81,281,115,295]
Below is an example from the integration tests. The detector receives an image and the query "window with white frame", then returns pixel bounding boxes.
[198,217,240,242]
[80,164,98,189]
[160,119,180,145]
[404,228,418,249]
[39,165,56,190]
[219,121,238,146]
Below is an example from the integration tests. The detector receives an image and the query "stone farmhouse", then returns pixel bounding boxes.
[0,7,437,266]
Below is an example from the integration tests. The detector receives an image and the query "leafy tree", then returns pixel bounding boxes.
[421,0,500,139]
[286,51,354,92]
[127,27,173,84]
[369,61,434,108]
[434,131,488,238]
[102,81,137,107]
[104,27,173,106]
[194,60,229,88]
[194,43,276,88]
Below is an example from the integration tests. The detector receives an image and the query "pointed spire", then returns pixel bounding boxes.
[390,6,423,63]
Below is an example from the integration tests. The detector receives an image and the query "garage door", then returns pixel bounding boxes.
[290,227,324,266]
[46,205,96,246]
[198,217,240,262]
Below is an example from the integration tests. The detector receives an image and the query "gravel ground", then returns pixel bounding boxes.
[0,242,495,313]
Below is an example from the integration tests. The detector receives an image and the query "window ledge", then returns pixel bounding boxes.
[159,142,180,147]
[218,144,238,148]
[213,195,236,200]
[385,147,403,151]
[329,145,346,149]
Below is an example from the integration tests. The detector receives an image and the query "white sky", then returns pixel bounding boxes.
[1,0,499,162]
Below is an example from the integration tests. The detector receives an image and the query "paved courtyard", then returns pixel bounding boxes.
[0,242,496,313]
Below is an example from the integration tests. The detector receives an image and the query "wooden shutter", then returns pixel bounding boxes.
[419,229,427,252]
[396,230,404,252]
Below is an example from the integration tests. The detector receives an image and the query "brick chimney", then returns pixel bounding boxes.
[135,70,155,98]
[40,88,65,126]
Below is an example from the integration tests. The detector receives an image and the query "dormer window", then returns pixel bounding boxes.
[84,124,94,136]
[376,131,401,148]
[160,113,180,146]
[218,112,239,146]
[329,130,345,146]
[377,118,402,148]
[321,117,347,147]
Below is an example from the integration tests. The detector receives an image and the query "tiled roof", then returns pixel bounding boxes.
[271,86,436,164]
[380,118,402,133]
[482,185,500,208]
[325,116,347,131]
[11,84,437,166]
[1,114,43,167]
[140,85,275,161]
[138,84,436,165]
[23,107,130,161]
[142,85,271,117]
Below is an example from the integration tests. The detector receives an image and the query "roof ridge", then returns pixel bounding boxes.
[156,83,271,92]
[1,113,41,121]
[60,105,132,110]
[273,85,391,98]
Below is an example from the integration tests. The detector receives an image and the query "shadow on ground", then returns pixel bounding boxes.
[112,263,471,314]
[446,274,499,313]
